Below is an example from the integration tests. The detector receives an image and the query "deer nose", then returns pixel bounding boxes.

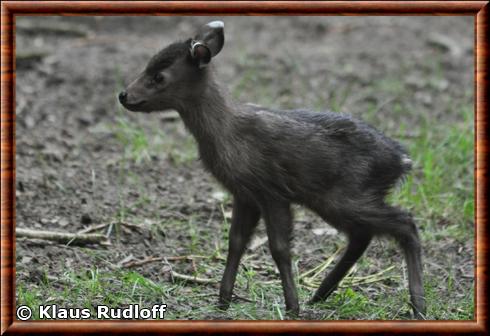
[118,91,127,104]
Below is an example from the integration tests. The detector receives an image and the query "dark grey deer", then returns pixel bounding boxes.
[119,21,426,319]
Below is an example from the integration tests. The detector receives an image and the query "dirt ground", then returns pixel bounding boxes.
[15,16,474,320]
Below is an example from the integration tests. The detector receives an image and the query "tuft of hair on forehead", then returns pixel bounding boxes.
[145,39,192,74]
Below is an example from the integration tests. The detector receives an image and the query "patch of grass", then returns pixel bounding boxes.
[424,276,475,320]
[17,284,43,319]
[314,287,371,319]
[17,259,474,320]
[162,129,198,166]
[113,116,151,164]
[17,267,173,320]
[186,216,201,255]
[390,105,474,241]
[112,117,198,167]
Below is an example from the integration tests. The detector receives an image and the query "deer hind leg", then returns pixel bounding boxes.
[308,199,425,318]
[308,229,372,304]
[306,200,373,304]
[361,204,426,318]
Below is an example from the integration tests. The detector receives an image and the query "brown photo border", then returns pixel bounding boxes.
[1,1,488,334]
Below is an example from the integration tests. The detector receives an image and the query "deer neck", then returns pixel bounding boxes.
[176,75,238,164]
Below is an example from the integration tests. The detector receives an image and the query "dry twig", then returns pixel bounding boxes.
[121,254,220,268]
[169,270,217,284]
[16,228,107,246]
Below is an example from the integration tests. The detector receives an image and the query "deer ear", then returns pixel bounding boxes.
[190,21,224,68]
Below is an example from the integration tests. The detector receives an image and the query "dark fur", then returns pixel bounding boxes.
[120,23,426,319]
[145,39,192,74]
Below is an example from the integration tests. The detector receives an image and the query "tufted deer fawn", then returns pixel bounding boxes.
[119,21,426,319]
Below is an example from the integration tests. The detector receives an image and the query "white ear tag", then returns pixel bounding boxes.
[206,21,224,29]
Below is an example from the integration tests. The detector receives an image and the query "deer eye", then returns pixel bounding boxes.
[152,73,164,84]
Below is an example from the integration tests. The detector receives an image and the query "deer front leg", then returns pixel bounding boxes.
[218,198,261,310]
[262,200,299,317]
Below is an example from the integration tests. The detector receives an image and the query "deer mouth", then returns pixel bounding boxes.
[123,100,149,112]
